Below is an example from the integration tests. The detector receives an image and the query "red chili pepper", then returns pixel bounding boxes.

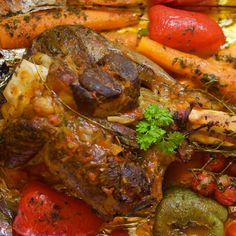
[13,182,103,236]
[148,5,225,57]
[215,186,236,206]
[191,171,216,196]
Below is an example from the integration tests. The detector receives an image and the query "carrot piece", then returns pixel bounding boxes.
[103,31,138,49]
[208,42,236,68]
[137,37,236,103]
[0,8,140,49]
[68,0,145,6]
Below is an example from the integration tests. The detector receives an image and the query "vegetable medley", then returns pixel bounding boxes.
[0,0,235,236]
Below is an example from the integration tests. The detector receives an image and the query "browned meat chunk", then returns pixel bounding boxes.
[28,26,140,117]
[0,119,54,168]
[45,115,155,219]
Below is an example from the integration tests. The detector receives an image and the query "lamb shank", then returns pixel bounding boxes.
[0,25,235,220]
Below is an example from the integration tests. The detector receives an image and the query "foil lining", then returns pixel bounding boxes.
[0,49,26,90]
[0,0,66,16]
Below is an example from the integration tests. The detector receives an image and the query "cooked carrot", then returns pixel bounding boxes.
[103,31,138,49]
[217,42,236,58]
[137,37,236,103]
[208,42,236,68]
[0,8,140,49]
[67,0,145,6]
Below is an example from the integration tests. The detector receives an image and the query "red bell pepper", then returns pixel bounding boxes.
[13,182,103,236]
[148,5,225,57]
[149,0,214,6]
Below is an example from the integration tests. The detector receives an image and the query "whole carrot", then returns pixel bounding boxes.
[137,37,236,103]
[0,8,140,49]
[68,0,145,6]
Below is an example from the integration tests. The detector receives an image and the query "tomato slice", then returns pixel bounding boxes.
[13,182,103,236]
[148,5,225,57]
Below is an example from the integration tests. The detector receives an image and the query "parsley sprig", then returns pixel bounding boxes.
[136,104,185,154]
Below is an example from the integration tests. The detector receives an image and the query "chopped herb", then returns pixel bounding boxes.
[214,54,236,63]
[157,131,185,155]
[138,28,149,37]
[136,104,185,154]
[200,73,219,87]
[172,57,178,65]
[194,67,202,75]
[180,59,187,68]
[23,15,30,23]
[172,57,187,68]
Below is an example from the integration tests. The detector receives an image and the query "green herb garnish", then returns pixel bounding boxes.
[138,28,149,37]
[136,104,185,154]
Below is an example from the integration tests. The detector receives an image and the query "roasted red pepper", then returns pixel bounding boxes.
[149,0,212,6]
[13,182,103,236]
[148,5,225,57]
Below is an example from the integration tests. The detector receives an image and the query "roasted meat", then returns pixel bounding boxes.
[44,114,156,219]
[1,25,235,220]
[1,118,55,168]
[29,26,140,117]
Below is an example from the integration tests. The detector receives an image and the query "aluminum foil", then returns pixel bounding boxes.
[0,0,66,16]
[0,49,26,90]
[0,176,20,236]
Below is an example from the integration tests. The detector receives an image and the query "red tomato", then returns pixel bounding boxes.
[228,163,236,177]
[148,5,225,57]
[215,186,236,206]
[191,171,216,196]
[13,182,103,236]
[225,219,236,236]
[203,154,227,173]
